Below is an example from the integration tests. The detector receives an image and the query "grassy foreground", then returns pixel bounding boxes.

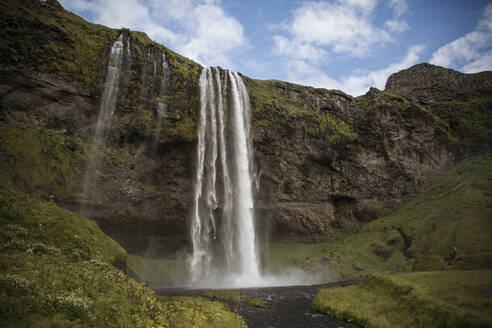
[313,270,492,328]
[0,184,245,327]
[264,154,492,279]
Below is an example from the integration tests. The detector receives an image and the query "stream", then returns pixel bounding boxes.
[155,281,360,328]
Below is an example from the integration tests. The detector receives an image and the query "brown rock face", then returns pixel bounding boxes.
[248,82,459,241]
[385,63,492,103]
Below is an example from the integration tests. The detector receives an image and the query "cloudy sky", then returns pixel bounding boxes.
[59,0,492,96]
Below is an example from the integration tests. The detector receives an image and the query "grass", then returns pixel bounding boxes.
[427,97,492,155]
[158,296,246,328]
[0,184,246,327]
[0,124,87,201]
[373,153,492,258]
[0,0,115,89]
[313,270,492,328]
[263,154,492,279]
[264,228,412,281]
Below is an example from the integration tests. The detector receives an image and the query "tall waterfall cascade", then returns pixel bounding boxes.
[190,67,261,287]
[81,34,126,215]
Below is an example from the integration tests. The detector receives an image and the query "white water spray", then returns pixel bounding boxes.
[81,35,125,214]
[190,67,261,287]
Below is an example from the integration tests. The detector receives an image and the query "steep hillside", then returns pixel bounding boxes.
[0,184,245,327]
[1,0,491,261]
[266,154,492,280]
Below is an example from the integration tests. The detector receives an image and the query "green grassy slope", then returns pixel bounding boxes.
[0,185,245,327]
[373,153,492,258]
[265,154,492,279]
[0,124,88,202]
[313,270,492,328]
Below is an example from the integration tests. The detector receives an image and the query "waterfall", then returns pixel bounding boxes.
[190,67,261,287]
[153,51,169,154]
[81,35,125,215]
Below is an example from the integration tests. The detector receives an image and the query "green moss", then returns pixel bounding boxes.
[248,298,271,308]
[157,296,247,328]
[103,147,129,168]
[375,154,492,258]
[243,78,357,143]
[427,97,492,155]
[0,0,116,90]
[0,124,87,201]
[453,253,492,270]
[164,116,197,142]
[313,270,492,328]
[412,255,447,271]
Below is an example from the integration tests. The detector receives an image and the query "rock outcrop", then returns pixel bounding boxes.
[385,63,492,103]
[1,0,491,255]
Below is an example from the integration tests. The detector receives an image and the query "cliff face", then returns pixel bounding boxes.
[1,0,491,255]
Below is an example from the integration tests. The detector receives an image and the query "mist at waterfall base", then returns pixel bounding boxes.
[186,67,322,289]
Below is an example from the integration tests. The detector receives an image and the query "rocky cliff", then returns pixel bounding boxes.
[1,0,491,257]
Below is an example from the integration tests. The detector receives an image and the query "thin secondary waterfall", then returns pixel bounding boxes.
[190,67,261,287]
[81,34,125,215]
[153,51,169,154]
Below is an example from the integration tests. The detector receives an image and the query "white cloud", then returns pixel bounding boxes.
[387,0,408,18]
[272,0,393,59]
[430,3,492,73]
[385,19,409,32]
[59,0,246,67]
[462,50,492,73]
[270,0,418,96]
[385,0,409,32]
[287,44,425,96]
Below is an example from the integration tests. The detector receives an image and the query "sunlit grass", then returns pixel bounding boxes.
[313,270,492,328]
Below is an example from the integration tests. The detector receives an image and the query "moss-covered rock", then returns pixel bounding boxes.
[0,123,87,201]
[412,255,447,271]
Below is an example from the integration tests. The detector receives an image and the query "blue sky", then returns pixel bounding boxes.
[59,0,492,96]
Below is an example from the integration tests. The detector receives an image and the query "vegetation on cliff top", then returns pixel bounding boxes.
[313,270,492,328]
[243,77,357,143]
[0,185,245,327]
[0,0,115,89]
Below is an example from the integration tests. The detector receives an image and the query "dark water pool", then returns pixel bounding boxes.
[155,281,360,328]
